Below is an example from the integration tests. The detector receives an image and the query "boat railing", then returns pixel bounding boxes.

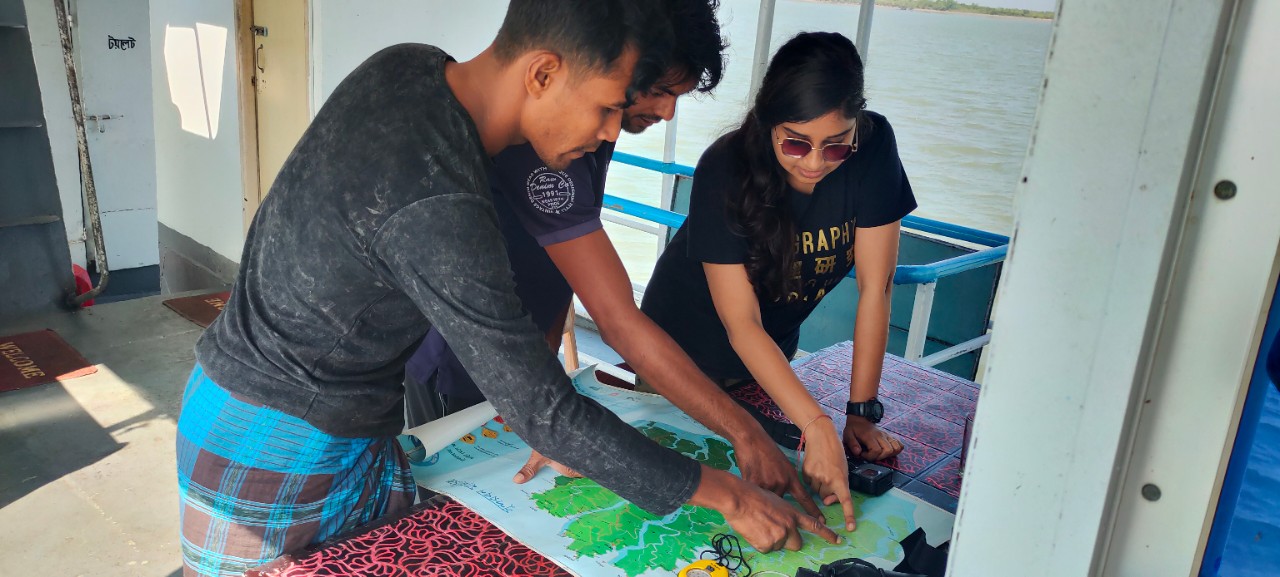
[604,151,1009,368]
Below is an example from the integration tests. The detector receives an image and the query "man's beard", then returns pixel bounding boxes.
[622,115,660,134]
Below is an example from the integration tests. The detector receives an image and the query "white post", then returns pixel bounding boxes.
[904,282,935,362]
[657,105,679,257]
[917,333,990,368]
[747,0,777,102]
[1100,1,1279,573]
[951,1,1248,576]
[855,0,875,63]
[308,1,323,118]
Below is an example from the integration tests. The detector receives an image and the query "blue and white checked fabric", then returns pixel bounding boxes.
[176,364,414,577]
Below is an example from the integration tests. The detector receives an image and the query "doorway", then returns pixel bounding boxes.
[236,0,309,231]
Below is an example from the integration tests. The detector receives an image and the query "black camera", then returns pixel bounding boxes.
[848,462,894,496]
[795,558,925,577]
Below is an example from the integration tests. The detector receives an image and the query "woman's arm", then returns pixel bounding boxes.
[847,220,905,460]
[703,263,825,424]
[703,262,857,531]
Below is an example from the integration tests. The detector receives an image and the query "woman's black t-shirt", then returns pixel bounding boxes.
[641,112,916,380]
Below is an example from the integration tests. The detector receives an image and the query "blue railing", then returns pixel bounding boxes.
[611,151,696,178]
[604,153,1010,287]
[901,215,1009,248]
[894,245,1009,285]
[601,194,687,230]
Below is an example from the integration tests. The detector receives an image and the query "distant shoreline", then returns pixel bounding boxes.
[800,0,1055,21]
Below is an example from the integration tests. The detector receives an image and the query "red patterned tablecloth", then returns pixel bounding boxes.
[251,497,570,577]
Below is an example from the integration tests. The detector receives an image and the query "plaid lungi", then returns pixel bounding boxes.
[176,364,415,577]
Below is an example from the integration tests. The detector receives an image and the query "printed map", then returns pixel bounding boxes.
[408,368,954,577]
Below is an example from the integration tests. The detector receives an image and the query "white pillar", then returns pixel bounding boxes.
[1101,1,1280,573]
[855,0,874,63]
[746,0,776,102]
[904,282,935,362]
[657,105,679,255]
[950,1,1259,576]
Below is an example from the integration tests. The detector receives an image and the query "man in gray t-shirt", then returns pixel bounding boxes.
[175,2,835,575]
[404,0,842,533]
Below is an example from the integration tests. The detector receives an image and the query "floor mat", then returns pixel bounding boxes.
[0,329,97,393]
[162,290,230,328]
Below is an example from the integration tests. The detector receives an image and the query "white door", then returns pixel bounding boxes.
[73,0,158,270]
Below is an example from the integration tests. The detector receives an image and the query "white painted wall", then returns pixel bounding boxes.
[29,0,491,274]
[311,0,507,106]
[949,0,1239,575]
[150,0,244,264]
[26,0,244,273]
[23,0,513,273]
[23,0,86,269]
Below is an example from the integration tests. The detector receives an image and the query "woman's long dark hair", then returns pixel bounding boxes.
[725,32,866,302]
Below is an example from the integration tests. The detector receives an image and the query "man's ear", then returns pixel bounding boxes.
[524,51,563,99]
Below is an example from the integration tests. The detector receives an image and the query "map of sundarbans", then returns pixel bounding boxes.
[409,368,954,577]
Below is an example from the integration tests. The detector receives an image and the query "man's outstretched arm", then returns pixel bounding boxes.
[373,194,838,550]
[374,195,699,513]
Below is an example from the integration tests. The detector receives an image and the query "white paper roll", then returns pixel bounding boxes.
[402,401,499,460]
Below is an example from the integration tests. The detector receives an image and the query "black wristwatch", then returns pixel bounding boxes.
[846,398,884,423]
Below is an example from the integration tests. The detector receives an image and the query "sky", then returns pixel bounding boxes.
[973,0,1057,11]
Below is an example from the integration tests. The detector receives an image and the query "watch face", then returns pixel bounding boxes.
[870,401,884,420]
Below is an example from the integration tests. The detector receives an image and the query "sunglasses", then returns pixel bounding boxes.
[775,127,859,162]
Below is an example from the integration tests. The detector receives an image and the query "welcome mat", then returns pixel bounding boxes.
[0,329,97,393]
[163,291,231,328]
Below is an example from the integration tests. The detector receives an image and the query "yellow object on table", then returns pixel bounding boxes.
[678,559,731,577]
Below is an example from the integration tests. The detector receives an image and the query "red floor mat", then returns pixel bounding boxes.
[162,291,230,328]
[0,329,96,392]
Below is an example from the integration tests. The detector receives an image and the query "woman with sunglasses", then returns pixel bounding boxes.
[641,31,914,507]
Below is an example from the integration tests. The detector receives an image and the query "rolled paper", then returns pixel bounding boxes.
[403,401,498,461]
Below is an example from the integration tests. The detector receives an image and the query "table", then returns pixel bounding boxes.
[730,341,979,512]
[254,341,977,575]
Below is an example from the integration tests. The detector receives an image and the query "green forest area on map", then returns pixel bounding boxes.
[531,421,918,576]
